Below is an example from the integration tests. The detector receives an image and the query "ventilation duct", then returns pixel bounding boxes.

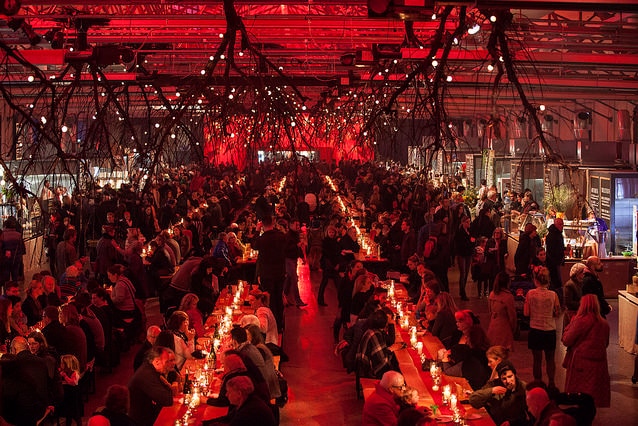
[618,109,631,141]
[573,111,591,140]
[541,114,554,133]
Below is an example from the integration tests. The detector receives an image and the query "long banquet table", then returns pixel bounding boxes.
[384,286,495,425]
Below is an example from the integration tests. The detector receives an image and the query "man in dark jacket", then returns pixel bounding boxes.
[545,218,566,304]
[469,361,528,426]
[253,215,287,331]
[582,255,612,318]
[128,347,175,426]
[0,337,53,426]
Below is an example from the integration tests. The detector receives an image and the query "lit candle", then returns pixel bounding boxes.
[443,385,451,402]
[430,362,437,377]
[450,394,457,410]
[416,342,423,355]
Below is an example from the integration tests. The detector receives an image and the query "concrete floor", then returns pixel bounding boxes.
[80,262,638,425]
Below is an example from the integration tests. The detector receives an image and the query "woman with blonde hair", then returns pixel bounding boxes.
[486,345,510,380]
[179,293,205,338]
[431,292,460,349]
[562,294,610,407]
[247,289,278,347]
[524,265,560,390]
[350,274,374,322]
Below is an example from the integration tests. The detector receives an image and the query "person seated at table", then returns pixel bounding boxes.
[469,360,528,426]
[88,384,137,426]
[356,310,400,379]
[127,347,175,426]
[166,310,196,370]
[441,309,491,390]
[415,279,441,316]
[40,274,63,307]
[525,385,576,426]
[179,293,206,338]
[334,260,366,343]
[397,407,437,426]
[486,345,510,381]
[204,375,276,426]
[133,325,162,371]
[247,289,280,350]
[430,292,461,349]
[245,324,282,400]
[350,273,375,324]
[405,255,422,303]
[22,278,45,327]
[229,326,273,389]
[362,370,405,426]
[206,352,271,409]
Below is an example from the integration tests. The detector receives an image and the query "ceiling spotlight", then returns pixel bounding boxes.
[490,15,497,23]
[468,24,481,35]
[27,75,34,82]
[446,75,453,82]
[487,64,494,72]
[539,104,546,111]
[61,125,68,132]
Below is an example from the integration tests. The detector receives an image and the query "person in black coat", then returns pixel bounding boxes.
[128,347,175,426]
[514,223,542,277]
[253,215,287,332]
[453,216,475,300]
[1,337,53,426]
[41,305,67,355]
[582,256,612,318]
[545,218,566,303]
[318,225,341,306]
[203,375,275,426]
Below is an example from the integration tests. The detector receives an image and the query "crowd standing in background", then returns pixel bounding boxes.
[0,158,613,425]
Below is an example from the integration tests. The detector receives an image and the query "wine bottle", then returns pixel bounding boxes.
[183,373,192,394]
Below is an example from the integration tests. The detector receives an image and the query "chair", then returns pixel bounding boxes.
[555,392,596,426]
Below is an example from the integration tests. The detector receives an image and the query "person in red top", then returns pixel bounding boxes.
[362,370,404,426]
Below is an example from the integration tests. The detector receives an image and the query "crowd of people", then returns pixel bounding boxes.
[0,159,615,426]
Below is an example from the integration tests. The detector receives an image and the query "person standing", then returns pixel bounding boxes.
[581,256,612,318]
[283,219,307,307]
[453,215,474,301]
[253,215,287,332]
[317,225,340,307]
[487,272,517,351]
[561,294,610,408]
[55,228,78,282]
[0,217,25,285]
[128,347,175,426]
[524,266,560,390]
[514,223,541,277]
[545,218,566,304]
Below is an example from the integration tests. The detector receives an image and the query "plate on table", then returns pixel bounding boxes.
[435,415,454,423]
[465,413,482,421]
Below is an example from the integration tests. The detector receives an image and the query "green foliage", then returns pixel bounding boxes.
[463,186,478,210]
[543,184,575,213]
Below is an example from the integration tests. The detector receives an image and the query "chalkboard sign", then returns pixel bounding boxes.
[600,177,611,222]
[511,162,523,194]
[544,164,554,207]
[589,175,600,215]
[485,149,495,187]
[465,153,474,187]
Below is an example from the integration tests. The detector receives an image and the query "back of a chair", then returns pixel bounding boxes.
[556,392,596,426]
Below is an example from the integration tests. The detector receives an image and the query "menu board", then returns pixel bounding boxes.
[543,165,554,205]
[600,177,611,222]
[510,162,523,194]
[465,153,474,187]
[589,175,600,215]
[485,149,495,187]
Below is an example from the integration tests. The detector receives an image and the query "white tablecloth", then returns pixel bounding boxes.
[618,290,638,354]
